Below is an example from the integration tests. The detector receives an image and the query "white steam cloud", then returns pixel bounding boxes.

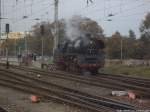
[65,16,82,41]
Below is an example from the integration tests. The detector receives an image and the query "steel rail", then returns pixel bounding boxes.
[0,73,110,112]
[0,69,135,111]
[10,65,150,97]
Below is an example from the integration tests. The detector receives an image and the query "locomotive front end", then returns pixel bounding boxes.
[78,37,105,74]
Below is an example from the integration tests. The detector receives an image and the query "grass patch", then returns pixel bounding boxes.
[101,65,150,78]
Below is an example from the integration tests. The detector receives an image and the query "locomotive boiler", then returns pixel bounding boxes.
[54,33,105,75]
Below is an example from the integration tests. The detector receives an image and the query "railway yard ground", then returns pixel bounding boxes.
[102,64,150,78]
[0,62,150,112]
[0,86,88,112]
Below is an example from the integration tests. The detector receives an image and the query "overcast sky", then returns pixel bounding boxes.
[1,0,150,37]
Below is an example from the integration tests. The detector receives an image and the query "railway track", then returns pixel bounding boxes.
[0,67,135,112]
[9,65,150,98]
[98,73,150,87]
[0,107,7,112]
[99,72,150,82]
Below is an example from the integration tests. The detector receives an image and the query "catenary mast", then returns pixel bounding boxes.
[53,0,59,57]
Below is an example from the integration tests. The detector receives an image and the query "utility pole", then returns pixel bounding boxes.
[41,35,44,63]
[0,0,1,58]
[0,0,1,35]
[24,31,29,66]
[25,31,28,55]
[40,25,44,69]
[53,0,59,57]
[121,37,123,62]
[6,32,8,67]
[18,47,21,55]
[14,38,17,56]
[18,46,21,66]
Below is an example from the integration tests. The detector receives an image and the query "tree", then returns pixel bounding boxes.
[0,38,25,56]
[106,31,122,59]
[125,30,137,58]
[28,20,66,56]
[129,29,136,39]
[106,31,139,59]
[139,12,150,59]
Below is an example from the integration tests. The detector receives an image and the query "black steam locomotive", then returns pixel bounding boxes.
[55,34,105,74]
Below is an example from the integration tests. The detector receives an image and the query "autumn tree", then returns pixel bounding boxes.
[139,12,150,59]
[106,31,122,59]
[125,30,137,58]
[129,29,136,39]
[106,31,138,59]
[28,19,66,56]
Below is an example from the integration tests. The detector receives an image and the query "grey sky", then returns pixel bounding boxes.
[1,0,150,37]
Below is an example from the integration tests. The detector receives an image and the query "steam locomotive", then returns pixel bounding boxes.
[54,34,105,75]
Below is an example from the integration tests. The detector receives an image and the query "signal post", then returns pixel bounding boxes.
[5,24,9,69]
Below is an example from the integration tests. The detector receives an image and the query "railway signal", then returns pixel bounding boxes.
[40,25,44,69]
[6,24,9,33]
[40,25,45,36]
[5,23,10,69]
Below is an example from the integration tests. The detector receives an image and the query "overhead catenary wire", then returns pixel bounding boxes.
[4,0,53,16]
[95,9,150,23]
[6,1,54,22]
[2,0,54,33]
[81,0,143,16]
[80,0,150,22]
[1,0,150,34]
[5,0,149,23]
[12,3,54,24]
[110,10,150,21]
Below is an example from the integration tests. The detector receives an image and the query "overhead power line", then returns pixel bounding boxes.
[81,0,140,16]
[4,0,53,16]
[11,3,54,24]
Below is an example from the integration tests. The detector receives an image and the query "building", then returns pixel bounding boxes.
[0,32,25,40]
